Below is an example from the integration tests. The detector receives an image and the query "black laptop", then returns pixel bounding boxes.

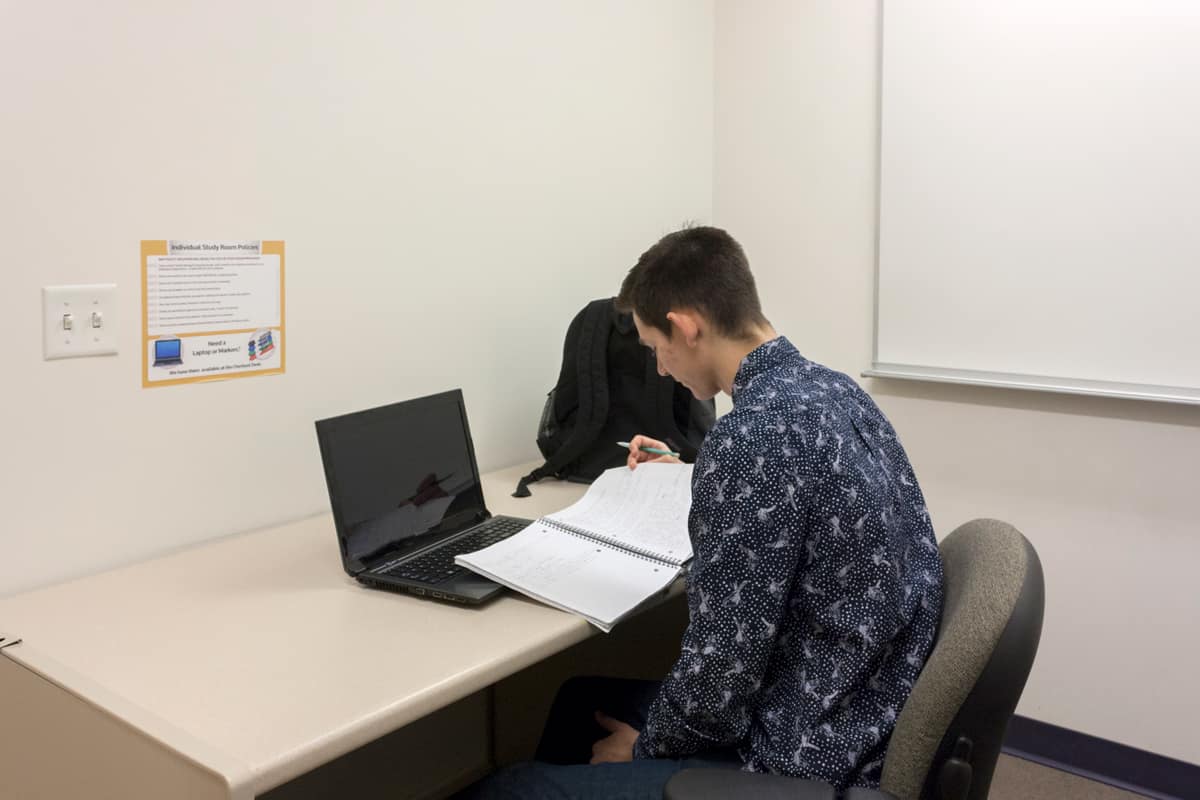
[315,389,531,604]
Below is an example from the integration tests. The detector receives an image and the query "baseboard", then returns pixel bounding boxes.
[1002,715,1200,800]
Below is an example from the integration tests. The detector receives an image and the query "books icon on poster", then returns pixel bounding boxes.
[249,329,277,362]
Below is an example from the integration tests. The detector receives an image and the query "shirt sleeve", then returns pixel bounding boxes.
[634,417,812,760]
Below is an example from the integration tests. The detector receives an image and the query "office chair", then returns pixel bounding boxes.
[664,518,1045,800]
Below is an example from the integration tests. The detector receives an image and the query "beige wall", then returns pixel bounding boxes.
[0,1,713,597]
[5,0,1195,767]
[715,0,1200,764]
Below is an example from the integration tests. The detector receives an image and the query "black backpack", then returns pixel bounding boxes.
[513,298,716,497]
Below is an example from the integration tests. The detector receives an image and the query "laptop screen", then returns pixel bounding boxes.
[315,390,487,568]
[155,339,181,359]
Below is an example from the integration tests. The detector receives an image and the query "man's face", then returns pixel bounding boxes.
[633,312,718,401]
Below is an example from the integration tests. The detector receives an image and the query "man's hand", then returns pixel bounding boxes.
[590,711,640,764]
[626,434,683,470]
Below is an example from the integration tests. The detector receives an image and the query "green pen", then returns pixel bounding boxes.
[617,440,681,458]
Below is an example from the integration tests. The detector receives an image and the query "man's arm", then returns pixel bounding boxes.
[634,438,810,759]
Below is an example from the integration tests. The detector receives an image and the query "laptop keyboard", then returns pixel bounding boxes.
[380,517,528,584]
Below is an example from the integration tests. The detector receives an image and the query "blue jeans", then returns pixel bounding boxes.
[455,676,743,800]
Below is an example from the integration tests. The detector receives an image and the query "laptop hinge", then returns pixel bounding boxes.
[0,632,22,651]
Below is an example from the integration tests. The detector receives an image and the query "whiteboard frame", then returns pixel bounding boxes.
[862,364,1200,406]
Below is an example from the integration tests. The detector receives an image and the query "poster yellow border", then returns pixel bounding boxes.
[140,240,286,388]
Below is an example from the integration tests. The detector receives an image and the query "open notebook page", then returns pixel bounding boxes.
[454,520,679,632]
[544,463,694,565]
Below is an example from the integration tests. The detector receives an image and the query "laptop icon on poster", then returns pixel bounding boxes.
[153,338,183,367]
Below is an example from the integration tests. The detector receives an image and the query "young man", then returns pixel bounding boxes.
[462,227,943,799]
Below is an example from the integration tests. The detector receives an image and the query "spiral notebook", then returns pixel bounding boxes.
[455,463,694,632]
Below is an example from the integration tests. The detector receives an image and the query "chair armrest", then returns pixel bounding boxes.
[663,768,837,800]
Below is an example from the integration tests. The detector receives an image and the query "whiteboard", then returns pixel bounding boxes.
[871,0,1200,404]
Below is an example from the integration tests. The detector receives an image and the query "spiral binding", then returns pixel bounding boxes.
[541,518,680,568]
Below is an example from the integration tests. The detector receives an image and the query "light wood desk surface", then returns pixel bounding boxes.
[0,462,609,798]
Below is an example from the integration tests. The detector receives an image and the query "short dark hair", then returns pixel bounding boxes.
[616,226,767,339]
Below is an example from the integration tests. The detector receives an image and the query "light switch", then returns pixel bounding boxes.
[43,284,118,360]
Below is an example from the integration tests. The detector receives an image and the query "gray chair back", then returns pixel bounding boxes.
[880,519,1044,800]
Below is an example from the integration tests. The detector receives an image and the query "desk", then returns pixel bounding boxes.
[0,463,686,799]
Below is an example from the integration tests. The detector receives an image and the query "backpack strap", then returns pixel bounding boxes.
[513,298,615,497]
[691,396,716,444]
[648,356,680,452]
[647,358,715,462]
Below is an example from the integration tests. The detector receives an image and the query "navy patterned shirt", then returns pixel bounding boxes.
[632,337,943,791]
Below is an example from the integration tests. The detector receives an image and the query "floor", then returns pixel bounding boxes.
[989,754,1152,800]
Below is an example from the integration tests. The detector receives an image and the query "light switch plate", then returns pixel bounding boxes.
[43,284,118,360]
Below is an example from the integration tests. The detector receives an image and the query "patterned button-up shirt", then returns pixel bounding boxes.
[632,337,943,791]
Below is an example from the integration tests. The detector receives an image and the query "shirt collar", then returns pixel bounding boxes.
[731,336,799,398]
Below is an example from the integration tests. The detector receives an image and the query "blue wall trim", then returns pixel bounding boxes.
[1002,715,1200,800]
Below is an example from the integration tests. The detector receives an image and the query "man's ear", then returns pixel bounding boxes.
[666,310,702,347]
